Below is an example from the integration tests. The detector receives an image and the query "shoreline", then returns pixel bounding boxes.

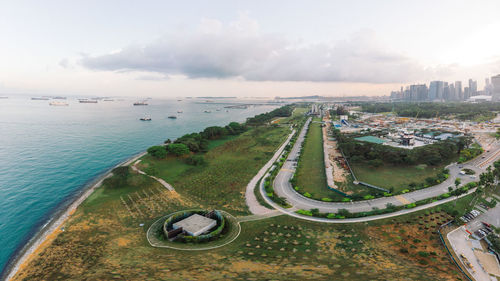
[2,151,147,281]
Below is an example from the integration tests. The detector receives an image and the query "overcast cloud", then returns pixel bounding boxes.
[81,17,443,84]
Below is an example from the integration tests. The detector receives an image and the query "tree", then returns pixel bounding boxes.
[454,178,461,188]
[168,143,190,156]
[147,145,167,159]
[185,155,206,166]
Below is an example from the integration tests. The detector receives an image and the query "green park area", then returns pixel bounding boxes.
[14,104,494,280]
[293,118,337,200]
[351,163,449,193]
[15,160,472,280]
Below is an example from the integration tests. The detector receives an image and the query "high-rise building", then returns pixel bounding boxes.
[464,87,470,100]
[492,74,500,100]
[429,81,444,101]
[443,82,450,101]
[455,81,463,100]
[408,84,428,101]
[449,83,456,101]
[468,79,477,96]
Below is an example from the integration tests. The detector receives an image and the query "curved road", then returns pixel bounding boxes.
[245,127,296,215]
[272,116,500,214]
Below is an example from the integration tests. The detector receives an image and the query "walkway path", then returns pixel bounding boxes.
[237,210,282,222]
[245,127,296,215]
[131,160,175,191]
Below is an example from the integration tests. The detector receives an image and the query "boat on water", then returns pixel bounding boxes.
[216,109,221,111]
[134,101,148,106]
[79,99,98,103]
[49,101,69,106]
[0,96,8,99]
[204,110,211,113]
[177,110,183,113]
[168,115,177,119]
[103,99,114,101]
[31,97,49,100]
[52,96,67,100]
[140,116,152,121]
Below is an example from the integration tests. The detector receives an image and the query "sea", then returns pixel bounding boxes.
[0,96,279,275]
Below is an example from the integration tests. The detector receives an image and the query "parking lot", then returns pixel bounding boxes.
[448,205,500,280]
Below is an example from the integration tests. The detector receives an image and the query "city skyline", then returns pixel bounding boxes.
[390,73,500,102]
[1,0,500,97]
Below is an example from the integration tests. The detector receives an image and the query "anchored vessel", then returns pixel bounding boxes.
[79,99,98,103]
[140,116,152,121]
[49,101,69,106]
[134,101,148,106]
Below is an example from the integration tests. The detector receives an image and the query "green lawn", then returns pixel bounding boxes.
[351,163,448,193]
[139,125,291,216]
[295,118,340,200]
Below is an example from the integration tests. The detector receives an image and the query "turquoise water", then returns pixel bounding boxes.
[0,97,277,275]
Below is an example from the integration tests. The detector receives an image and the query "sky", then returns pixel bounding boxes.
[1,0,500,98]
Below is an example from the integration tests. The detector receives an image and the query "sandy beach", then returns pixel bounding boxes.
[3,151,147,281]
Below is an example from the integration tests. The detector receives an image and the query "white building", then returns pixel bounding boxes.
[172,214,217,236]
[468,95,492,103]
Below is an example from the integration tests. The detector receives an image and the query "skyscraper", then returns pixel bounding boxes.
[455,81,463,100]
[449,83,456,101]
[468,79,477,96]
[429,81,444,101]
[443,82,450,101]
[492,74,500,101]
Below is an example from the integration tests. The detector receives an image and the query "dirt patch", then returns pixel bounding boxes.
[323,113,349,184]
[116,238,132,247]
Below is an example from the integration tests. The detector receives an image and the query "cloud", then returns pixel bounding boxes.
[81,17,439,84]
[59,58,70,68]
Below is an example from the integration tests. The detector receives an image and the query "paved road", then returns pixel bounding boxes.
[245,127,296,215]
[273,117,500,214]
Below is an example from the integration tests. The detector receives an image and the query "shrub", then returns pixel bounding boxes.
[303,192,312,198]
[327,213,335,219]
[418,251,430,257]
[405,203,417,209]
[321,197,333,202]
[297,209,313,216]
[185,155,206,166]
[147,145,167,159]
[168,143,190,156]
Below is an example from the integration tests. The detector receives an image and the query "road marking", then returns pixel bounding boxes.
[395,195,411,205]
[281,168,294,172]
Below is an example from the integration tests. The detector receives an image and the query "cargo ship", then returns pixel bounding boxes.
[79,99,98,103]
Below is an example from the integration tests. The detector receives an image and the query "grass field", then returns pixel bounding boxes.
[11,107,477,280]
[139,126,290,216]
[14,171,470,280]
[351,163,449,193]
[295,118,344,200]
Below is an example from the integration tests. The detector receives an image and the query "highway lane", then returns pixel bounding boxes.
[273,117,500,214]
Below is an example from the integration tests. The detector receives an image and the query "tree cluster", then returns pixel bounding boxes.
[360,102,500,121]
[174,122,247,153]
[246,105,293,125]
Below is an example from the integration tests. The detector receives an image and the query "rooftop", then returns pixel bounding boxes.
[355,135,386,144]
[173,214,216,236]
